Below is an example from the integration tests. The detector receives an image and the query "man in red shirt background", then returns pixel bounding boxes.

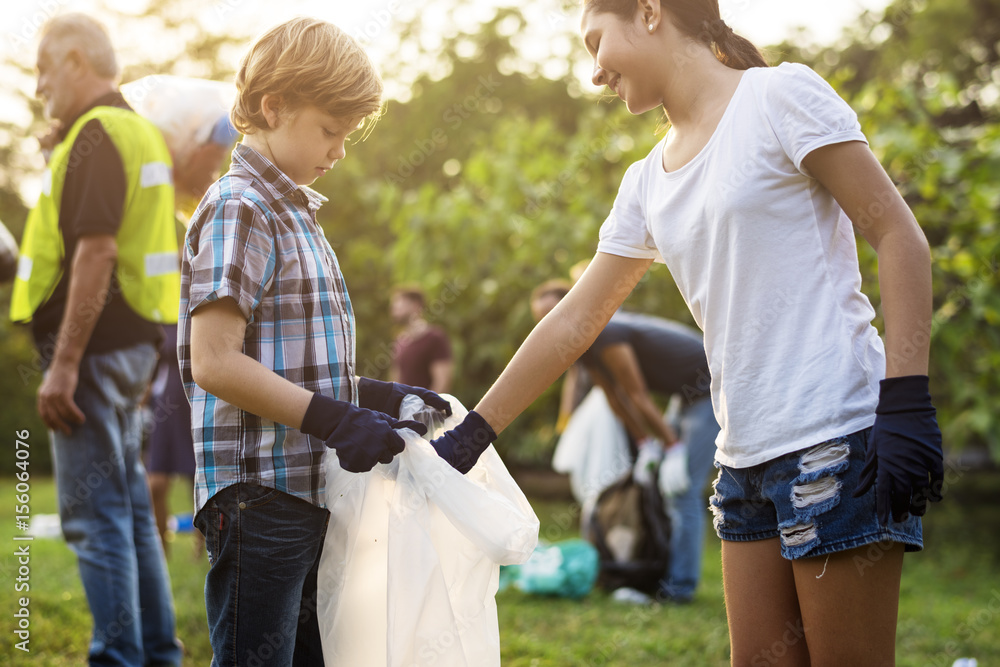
[390,285,454,393]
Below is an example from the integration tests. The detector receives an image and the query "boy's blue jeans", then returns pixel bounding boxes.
[195,483,330,667]
[663,396,721,601]
[50,342,182,666]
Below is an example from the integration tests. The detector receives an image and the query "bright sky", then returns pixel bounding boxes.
[1,0,898,75]
[0,0,893,199]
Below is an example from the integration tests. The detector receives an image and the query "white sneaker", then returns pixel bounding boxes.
[611,587,652,605]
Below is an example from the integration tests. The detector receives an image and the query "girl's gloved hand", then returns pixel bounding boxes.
[429,410,496,474]
[853,375,944,525]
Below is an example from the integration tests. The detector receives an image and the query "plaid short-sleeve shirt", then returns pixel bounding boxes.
[178,143,356,514]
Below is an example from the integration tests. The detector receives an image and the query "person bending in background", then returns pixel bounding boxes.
[531,279,720,603]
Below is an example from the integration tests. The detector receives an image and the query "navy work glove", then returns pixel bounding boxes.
[428,410,497,474]
[300,393,426,473]
[357,377,452,419]
[853,375,944,525]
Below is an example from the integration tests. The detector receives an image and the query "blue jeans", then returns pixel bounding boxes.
[195,483,330,667]
[662,396,720,601]
[51,343,182,666]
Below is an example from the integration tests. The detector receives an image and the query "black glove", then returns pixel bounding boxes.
[357,377,452,418]
[428,410,496,474]
[853,375,944,525]
[300,393,426,473]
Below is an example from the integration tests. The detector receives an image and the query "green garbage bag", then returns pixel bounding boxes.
[500,539,599,599]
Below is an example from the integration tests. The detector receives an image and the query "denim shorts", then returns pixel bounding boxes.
[709,428,923,560]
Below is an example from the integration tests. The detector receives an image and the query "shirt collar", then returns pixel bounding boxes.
[231,143,329,212]
[59,91,131,142]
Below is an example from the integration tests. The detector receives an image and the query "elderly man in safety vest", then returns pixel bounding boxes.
[10,13,182,665]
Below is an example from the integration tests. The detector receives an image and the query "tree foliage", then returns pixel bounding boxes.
[776,0,1000,457]
[1,0,996,474]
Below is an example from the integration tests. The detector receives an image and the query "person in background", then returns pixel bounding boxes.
[11,13,182,665]
[122,74,241,218]
[390,284,454,393]
[121,75,241,556]
[531,279,720,603]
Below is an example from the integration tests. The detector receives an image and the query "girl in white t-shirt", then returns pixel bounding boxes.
[429,0,945,663]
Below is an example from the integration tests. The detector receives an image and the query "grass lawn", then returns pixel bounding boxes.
[2,470,998,666]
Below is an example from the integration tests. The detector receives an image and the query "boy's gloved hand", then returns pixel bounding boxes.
[357,377,452,419]
[853,375,944,525]
[658,441,690,497]
[300,393,426,473]
[429,410,496,474]
[632,437,664,486]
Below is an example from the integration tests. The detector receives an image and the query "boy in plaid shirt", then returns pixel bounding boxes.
[178,18,449,665]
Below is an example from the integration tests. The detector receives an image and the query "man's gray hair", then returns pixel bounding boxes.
[40,13,118,80]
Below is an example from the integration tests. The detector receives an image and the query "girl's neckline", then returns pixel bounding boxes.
[657,68,755,177]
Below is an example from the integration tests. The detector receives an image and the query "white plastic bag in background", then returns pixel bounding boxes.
[552,387,632,506]
[120,75,235,166]
[317,394,539,667]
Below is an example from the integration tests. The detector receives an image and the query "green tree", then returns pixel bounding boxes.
[776,0,1000,458]
[313,7,685,462]
[0,0,248,473]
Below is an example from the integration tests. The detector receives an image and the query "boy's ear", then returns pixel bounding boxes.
[259,93,284,130]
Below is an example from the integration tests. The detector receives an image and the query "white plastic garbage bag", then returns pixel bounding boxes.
[317,394,539,667]
[552,387,632,505]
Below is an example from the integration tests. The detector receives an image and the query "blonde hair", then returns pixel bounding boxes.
[39,13,119,80]
[232,17,384,136]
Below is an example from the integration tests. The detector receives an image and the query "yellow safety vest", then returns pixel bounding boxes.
[10,105,179,324]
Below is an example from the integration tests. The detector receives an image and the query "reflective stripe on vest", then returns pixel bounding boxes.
[10,106,179,324]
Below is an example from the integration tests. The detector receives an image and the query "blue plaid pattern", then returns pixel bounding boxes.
[179,143,356,514]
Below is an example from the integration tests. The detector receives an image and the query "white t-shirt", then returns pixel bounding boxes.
[597,62,885,468]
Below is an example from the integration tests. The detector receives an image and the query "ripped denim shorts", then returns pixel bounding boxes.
[709,428,923,560]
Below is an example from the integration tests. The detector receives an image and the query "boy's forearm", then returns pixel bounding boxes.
[190,298,316,429]
[195,349,315,429]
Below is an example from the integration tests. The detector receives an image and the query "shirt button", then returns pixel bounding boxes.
[238,502,246,510]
